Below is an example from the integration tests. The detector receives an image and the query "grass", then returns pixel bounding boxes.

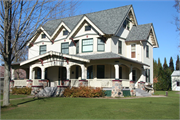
[1,94,29,100]
[1,91,179,119]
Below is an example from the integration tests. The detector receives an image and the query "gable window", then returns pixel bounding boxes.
[118,41,122,54]
[39,45,46,55]
[146,69,150,83]
[41,33,46,39]
[123,19,130,30]
[85,25,91,31]
[146,45,149,58]
[87,66,93,79]
[131,44,136,58]
[82,38,93,53]
[61,42,69,54]
[63,30,68,36]
[177,82,180,86]
[97,39,105,52]
[97,65,105,78]
[76,41,79,54]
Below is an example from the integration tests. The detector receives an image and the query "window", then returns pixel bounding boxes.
[146,45,149,58]
[87,66,93,79]
[119,67,122,79]
[97,39,105,52]
[132,70,136,81]
[131,44,136,58]
[82,38,93,53]
[85,25,91,31]
[61,42,69,54]
[177,82,180,86]
[118,41,122,54]
[97,65,104,78]
[63,30,68,36]
[76,41,79,54]
[41,33,46,39]
[146,69,150,83]
[39,45,46,55]
[123,19,130,30]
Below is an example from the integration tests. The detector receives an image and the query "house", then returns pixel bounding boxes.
[11,5,158,96]
[171,70,180,91]
[0,66,26,91]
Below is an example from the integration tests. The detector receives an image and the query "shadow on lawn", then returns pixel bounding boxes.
[16,97,51,106]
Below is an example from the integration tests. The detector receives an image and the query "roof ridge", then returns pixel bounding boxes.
[44,5,132,23]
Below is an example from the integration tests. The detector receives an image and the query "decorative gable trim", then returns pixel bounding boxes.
[149,24,159,48]
[51,21,71,40]
[67,15,105,40]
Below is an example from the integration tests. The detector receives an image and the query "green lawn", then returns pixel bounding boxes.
[1,94,29,100]
[1,91,179,119]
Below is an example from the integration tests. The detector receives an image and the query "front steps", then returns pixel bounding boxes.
[135,88,151,97]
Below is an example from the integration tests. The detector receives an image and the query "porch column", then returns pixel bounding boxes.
[11,68,15,80]
[41,67,45,80]
[81,65,85,80]
[129,66,133,81]
[66,65,70,80]
[29,67,33,80]
[114,64,119,80]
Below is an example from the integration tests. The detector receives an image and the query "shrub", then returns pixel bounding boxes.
[11,87,32,95]
[63,86,105,98]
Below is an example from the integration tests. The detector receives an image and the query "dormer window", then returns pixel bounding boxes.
[85,25,91,31]
[63,30,69,36]
[41,33,46,39]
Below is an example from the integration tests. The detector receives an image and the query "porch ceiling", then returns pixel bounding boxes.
[20,51,90,66]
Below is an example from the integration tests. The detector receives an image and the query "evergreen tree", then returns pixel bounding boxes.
[163,58,168,70]
[158,58,162,69]
[153,59,158,78]
[176,55,179,70]
[169,57,174,72]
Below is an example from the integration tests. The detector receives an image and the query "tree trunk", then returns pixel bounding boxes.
[3,61,11,106]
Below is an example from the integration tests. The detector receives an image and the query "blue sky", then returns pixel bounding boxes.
[76,0,179,66]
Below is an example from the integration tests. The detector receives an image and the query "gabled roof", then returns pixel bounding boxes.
[42,5,132,36]
[126,23,152,41]
[171,70,180,77]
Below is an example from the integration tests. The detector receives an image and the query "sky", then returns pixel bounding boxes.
[76,0,179,66]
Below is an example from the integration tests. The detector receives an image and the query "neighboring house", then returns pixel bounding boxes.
[171,70,180,91]
[0,66,26,91]
[11,5,158,89]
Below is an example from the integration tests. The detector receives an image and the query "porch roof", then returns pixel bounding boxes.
[19,51,90,66]
[73,52,150,67]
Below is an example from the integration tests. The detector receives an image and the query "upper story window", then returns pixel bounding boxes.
[118,41,122,54]
[39,45,46,55]
[82,38,93,53]
[131,44,136,58]
[85,25,91,31]
[61,42,69,54]
[146,45,149,58]
[97,39,105,52]
[123,19,130,30]
[76,41,79,54]
[63,30,69,36]
[41,33,46,39]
